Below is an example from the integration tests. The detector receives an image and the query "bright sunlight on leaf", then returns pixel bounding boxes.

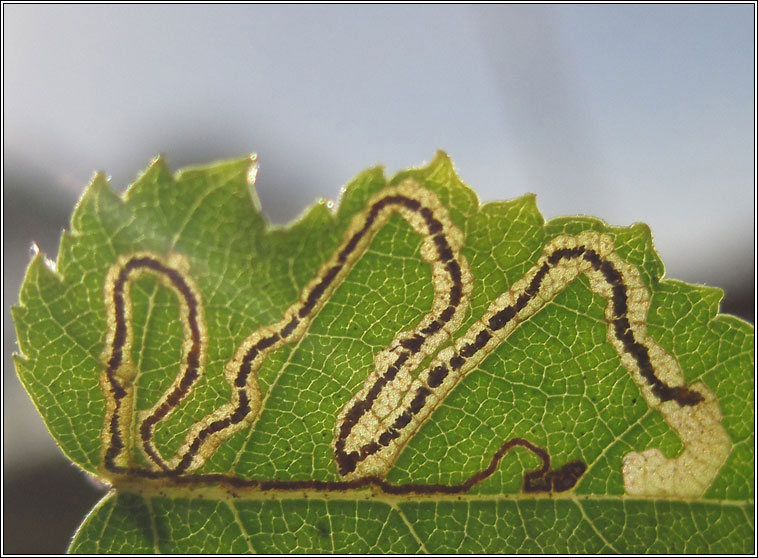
[13,152,754,553]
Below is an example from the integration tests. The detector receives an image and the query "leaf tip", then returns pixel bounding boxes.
[88,170,111,192]
[146,153,170,173]
[390,150,480,215]
[69,170,122,238]
[520,192,544,220]
[28,246,58,276]
[627,220,665,280]
[432,148,453,163]
[426,149,456,176]
[13,249,63,350]
[123,154,175,201]
[629,220,653,238]
[519,191,539,207]
[11,351,29,372]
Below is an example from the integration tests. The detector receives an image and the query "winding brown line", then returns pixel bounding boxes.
[109,437,585,495]
[104,256,203,472]
[333,221,463,475]
[163,194,464,474]
[334,245,704,477]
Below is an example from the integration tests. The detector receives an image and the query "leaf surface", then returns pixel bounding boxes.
[13,153,754,553]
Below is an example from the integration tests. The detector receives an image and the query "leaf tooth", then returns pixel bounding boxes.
[334,166,387,223]
[165,156,266,234]
[511,192,539,213]
[390,151,479,226]
[9,311,31,367]
[70,172,121,236]
[11,352,32,378]
[279,199,335,238]
[426,149,457,179]
[422,150,479,204]
[66,171,130,253]
[172,155,254,183]
[623,222,664,280]
[661,279,726,322]
[713,311,754,337]
[57,170,136,281]
[123,154,174,203]
[12,251,67,359]
[15,251,65,304]
[479,193,544,225]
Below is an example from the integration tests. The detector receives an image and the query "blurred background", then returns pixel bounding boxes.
[3,4,754,553]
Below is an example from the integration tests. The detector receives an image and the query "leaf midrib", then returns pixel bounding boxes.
[107,480,754,507]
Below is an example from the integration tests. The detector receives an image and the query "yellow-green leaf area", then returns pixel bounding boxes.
[13,152,754,553]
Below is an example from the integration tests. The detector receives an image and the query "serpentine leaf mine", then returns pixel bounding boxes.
[98,175,727,499]
[13,152,753,553]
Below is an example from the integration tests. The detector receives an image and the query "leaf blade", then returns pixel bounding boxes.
[13,153,754,554]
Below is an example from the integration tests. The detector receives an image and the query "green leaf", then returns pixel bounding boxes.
[13,152,754,554]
